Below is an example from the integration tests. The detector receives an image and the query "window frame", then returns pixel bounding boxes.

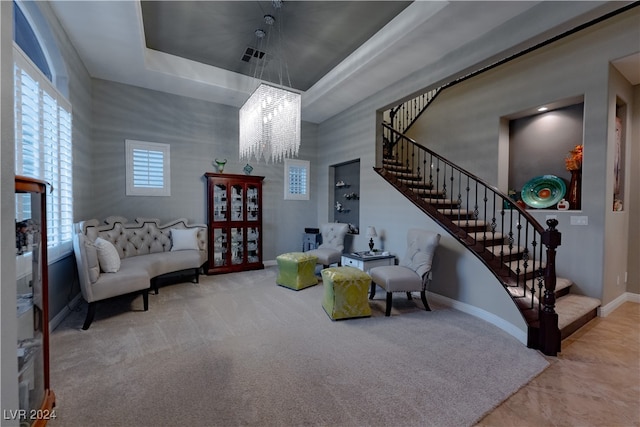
[14,43,73,262]
[125,139,171,197]
[284,158,310,200]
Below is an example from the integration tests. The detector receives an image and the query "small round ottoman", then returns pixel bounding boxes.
[321,266,372,320]
[276,252,319,290]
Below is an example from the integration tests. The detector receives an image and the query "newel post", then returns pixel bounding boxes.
[540,219,561,356]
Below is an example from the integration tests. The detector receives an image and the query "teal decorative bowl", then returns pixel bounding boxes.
[521,175,566,209]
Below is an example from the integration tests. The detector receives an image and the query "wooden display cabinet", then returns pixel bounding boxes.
[15,176,56,426]
[205,173,264,274]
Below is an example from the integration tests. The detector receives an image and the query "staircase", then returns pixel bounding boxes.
[376,122,600,355]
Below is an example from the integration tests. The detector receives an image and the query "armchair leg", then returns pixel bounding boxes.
[385,292,393,316]
[369,282,376,300]
[82,302,96,330]
[420,291,431,311]
[406,292,413,300]
[142,289,149,311]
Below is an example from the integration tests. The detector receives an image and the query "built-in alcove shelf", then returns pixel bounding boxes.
[331,160,360,235]
[506,100,585,211]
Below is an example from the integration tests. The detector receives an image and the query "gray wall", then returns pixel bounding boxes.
[1,1,18,418]
[91,79,318,261]
[628,85,640,295]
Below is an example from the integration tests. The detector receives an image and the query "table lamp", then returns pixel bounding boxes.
[367,226,377,252]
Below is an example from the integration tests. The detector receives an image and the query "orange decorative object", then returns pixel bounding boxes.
[538,188,551,199]
[565,144,583,171]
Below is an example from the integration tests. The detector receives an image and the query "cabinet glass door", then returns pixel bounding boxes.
[246,184,259,222]
[231,184,244,221]
[247,226,260,264]
[230,227,244,265]
[15,192,45,423]
[213,228,228,267]
[213,183,228,222]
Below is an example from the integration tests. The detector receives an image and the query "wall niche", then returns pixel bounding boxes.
[331,159,360,233]
[508,101,584,210]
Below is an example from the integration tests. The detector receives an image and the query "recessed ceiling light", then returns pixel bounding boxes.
[538,107,549,112]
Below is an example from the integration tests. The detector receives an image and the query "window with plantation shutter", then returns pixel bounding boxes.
[14,44,73,262]
[284,158,310,200]
[125,140,171,196]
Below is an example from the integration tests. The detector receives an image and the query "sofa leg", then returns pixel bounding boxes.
[369,282,376,300]
[385,292,393,317]
[151,278,159,295]
[193,268,199,283]
[420,291,431,311]
[82,302,96,330]
[142,289,149,311]
[406,292,413,300]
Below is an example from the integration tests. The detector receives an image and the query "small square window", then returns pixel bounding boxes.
[284,159,309,200]
[125,140,171,196]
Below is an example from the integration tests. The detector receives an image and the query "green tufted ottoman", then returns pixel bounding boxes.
[276,252,319,290]
[321,266,372,320]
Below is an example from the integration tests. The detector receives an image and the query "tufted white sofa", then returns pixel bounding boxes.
[72,216,207,329]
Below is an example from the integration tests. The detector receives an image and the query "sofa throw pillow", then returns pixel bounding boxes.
[171,228,199,251]
[84,240,101,283]
[94,237,121,273]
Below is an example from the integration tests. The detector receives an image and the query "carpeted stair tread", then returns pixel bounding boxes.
[485,244,527,257]
[466,231,505,242]
[556,294,601,329]
[451,219,489,233]
[505,277,573,300]
[411,188,445,197]
[438,208,474,218]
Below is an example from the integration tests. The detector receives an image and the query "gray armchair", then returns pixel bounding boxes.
[369,229,440,316]
[306,223,349,267]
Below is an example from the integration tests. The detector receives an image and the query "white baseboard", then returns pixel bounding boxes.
[427,292,528,345]
[599,292,640,317]
[49,294,82,333]
[264,259,277,267]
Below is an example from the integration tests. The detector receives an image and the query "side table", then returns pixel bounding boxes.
[341,252,395,273]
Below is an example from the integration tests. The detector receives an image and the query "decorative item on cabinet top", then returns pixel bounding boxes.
[343,192,359,200]
[214,158,227,173]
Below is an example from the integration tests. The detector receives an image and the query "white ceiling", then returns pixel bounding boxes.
[49,1,637,124]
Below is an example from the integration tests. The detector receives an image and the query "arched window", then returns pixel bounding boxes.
[13,1,73,261]
[13,1,51,81]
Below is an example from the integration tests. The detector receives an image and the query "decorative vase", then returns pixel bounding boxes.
[567,169,581,210]
[215,158,227,173]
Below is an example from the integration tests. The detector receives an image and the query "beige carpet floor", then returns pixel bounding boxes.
[48,266,548,427]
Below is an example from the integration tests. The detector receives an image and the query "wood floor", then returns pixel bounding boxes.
[476,301,639,426]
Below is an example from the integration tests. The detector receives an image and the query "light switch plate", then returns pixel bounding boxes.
[570,215,588,225]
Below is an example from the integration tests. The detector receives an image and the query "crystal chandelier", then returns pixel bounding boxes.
[239,2,301,163]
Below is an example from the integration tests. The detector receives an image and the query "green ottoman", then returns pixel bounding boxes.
[276,252,318,290]
[321,266,372,320]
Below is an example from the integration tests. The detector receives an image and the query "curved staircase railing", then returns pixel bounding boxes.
[387,88,440,137]
[377,123,562,355]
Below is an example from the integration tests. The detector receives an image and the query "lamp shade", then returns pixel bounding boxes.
[366,226,377,238]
